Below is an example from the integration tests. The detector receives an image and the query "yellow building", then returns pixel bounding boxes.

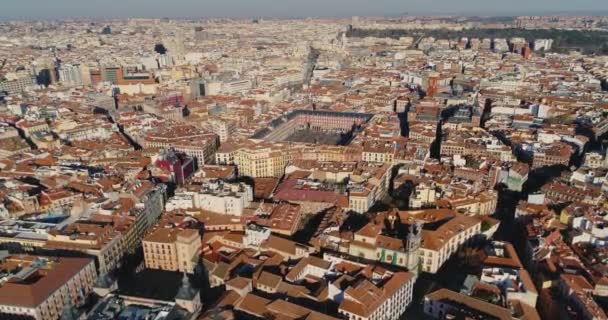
[233,146,289,178]
[143,228,201,273]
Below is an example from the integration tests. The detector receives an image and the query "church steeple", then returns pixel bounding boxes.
[59,294,78,320]
[176,272,197,300]
[406,221,422,276]
[175,272,202,313]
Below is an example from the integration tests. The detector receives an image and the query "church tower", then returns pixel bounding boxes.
[175,272,202,314]
[405,222,422,276]
[59,294,78,320]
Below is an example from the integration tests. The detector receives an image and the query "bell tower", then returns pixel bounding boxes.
[406,222,422,276]
[175,272,202,313]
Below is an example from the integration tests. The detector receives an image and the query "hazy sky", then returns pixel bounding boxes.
[2,0,608,20]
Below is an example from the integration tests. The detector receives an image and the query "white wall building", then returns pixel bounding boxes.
[168,181,253,216]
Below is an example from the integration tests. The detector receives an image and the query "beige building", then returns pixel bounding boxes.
[16,120,50,137]
[143,228,201,273]
[216,141,364,178]
[409,182,437,209]
[346,222,421,271]
[424,288,540,319]
[339,272,415,320]
[46,222,124,275]
[233,146,289,178]
[142,125,219,165]
[0,137,31,159]
[0,255,97,320]
[419,213,482,274]
[210,120,237,143]
[441,191,498,216]
[361,144,397,164]
[348,163,391,213]
[261,235,311,261]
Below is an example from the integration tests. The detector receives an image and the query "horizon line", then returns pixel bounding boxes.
[1,11,608,22]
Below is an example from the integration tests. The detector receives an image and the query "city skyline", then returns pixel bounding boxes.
[2,0,608,20]
[1,9,608,320]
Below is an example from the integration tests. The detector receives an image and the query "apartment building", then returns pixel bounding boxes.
[416,211,483,274]
[531,142,573,169]
[196,183,253,215]
[0,73,36,94]
[424,288,539,319]
[210,119,237,143]
[143,228,201,273]
[142,124,219,166]
[233,145,290,178]
[348,163,391,213]
[166,181,253,215]
[0,255,97,320]
[15,120,50,137]
[45,222,124,275]
[339,272,415,320]
[480,267,538,307]
[361,141,397,164]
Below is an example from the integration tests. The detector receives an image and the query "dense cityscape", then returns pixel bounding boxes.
[0,13,608,320]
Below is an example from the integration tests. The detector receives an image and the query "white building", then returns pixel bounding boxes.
[480,267,538,307]
[210,120,236,143]
[58,63,84,87]
[584,152,606,169]
[571,214,608,246]
[222,79,252,94]
[409,182,437,209]
[167,181,253,216]
[165,192,195,211]
[533,39,553,51]
[424,288,524,319]
[244,223,271,247]
[419,214,483,274]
